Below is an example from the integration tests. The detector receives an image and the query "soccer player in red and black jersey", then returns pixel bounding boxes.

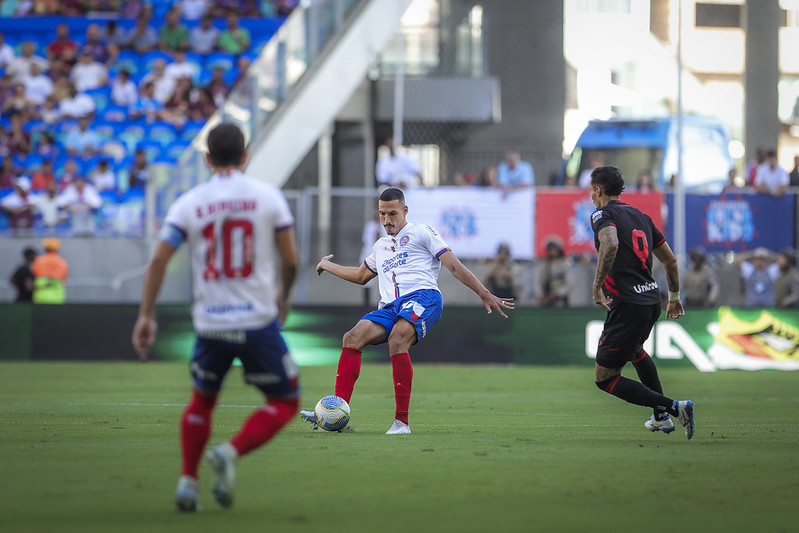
[589,165,695,439]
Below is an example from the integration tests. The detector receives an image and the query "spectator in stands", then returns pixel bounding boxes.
[497,150,534,197]
[121,0,148,18]
[1,82,34,116]
[209,0,237,16]
[128,148,149,188]
[32,237,68,304]
[1,176,35,236]
[57,158,82,190]
[776,248,799,308]
[38,95,60,124]
[533,237,570,307]
[34,180,62,230]
[64,116,101,157]
[754,150,789,197]
[6,114,31,156]
[47,23,78,66]
[160,9,190,52]
[101,20,128,49]
[164,50,197,82]
[681,246,719,308]
[483,242,522,301]
[275,0,298,16]
[164,76,193,123]
[746,147,766,186]
[70,50,108,92]
[218,13,251,54]
[7,42,48,83]
[630,170,655,193]
[14,0,34,16]
[721,167,745,195]
[0,32,15,68]
[0,155,20,187]
[736,247,778,308]
[124,13,159,53]
[80,23,118,66]
[138,58,176,104]
[35,133,58,159]
[47,57,72,82]
[110,69,138,107]
[58,82,96,119]
[180,0,209,20]
[375,136,422,189]
[8,247,37,303]
[22,62,53,106]
[790,155,799,187]
[232,55,252,90]
[206,66,229,106]
[190,14,220,54]
[58,176,102,237]
[477,164,498,187]
[89,159,116,191]
[129,80,165,122]
[188,86,216,120]
[31,159,55,190]
[0,125,8,158]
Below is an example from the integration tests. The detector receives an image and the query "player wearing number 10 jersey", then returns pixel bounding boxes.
[132,123,300,511]
[589,165,695,440]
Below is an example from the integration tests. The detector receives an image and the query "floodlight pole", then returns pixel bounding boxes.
[674,0,687,264]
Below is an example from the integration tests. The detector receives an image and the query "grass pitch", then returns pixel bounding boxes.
[1,361,797,533]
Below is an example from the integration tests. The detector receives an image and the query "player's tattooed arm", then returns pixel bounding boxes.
[592,226,618,310]
[594,226,618,285]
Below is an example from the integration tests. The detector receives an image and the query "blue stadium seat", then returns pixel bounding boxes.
[148,121,178,147]
[135,139,164,162]
[180,120,205,142]
[100,104,131,123]
[166,140,191,161]
[92,121,118,141]
[84,87,112,112]
[204,52,236,72]
[14,153,44,171]
[142,50,173,72]
[110,51,141,78]
[119,123,146,153]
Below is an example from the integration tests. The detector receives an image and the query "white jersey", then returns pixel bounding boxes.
[162,170,293,331]
[364,222,450,307]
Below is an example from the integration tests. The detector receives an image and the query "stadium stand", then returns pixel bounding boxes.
[0,3,289,235]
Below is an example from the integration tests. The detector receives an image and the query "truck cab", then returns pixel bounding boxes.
[564,115,734,192]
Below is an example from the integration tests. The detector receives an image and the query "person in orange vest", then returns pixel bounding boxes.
[31,237,68,304]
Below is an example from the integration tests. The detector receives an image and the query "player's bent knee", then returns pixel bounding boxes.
[595,377,615,392]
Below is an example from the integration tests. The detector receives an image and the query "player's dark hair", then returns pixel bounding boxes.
[591,165,625,196]
[379,187,405,204]
[207,123,245,167]
[23,247,36,260]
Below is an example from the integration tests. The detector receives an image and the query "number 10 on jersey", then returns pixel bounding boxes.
[202,218,254,280]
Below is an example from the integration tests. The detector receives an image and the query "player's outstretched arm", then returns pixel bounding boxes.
[316,254,377,285]
[439,251,514,318]
[132,241,176,362]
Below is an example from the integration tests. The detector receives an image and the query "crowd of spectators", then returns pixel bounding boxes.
[0,0,295,234]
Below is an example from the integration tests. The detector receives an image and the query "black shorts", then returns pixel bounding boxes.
[595,302,661,369]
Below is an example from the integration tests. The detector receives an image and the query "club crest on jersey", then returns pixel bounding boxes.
[400,235,410,246]
[591,210,604,224]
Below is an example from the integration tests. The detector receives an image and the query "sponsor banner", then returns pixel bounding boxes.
[535,190,664,257]
[3,304,797,371]
[665,192,794,252]
[403,187,534,259]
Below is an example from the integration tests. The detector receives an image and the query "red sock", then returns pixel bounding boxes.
[230,398,299,456]
[180,390,217,478]
[334,347,362,403]
[391,352,413,424]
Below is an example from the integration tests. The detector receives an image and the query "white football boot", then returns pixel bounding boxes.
[175,475,201,512]
[386,419,411,435]
[205,443,238,508]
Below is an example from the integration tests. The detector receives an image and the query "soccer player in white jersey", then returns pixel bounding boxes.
[131,123,300,511]
[301,187,515,434]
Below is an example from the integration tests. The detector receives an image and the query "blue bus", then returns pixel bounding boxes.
[564,115,734,192]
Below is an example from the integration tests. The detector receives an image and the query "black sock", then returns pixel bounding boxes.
[632,351,664,417]
[596,375,675,413]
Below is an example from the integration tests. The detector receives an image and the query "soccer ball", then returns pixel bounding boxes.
[314,395,351,432]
